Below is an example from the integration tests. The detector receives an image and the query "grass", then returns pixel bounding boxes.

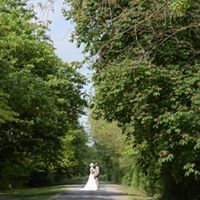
[0,185,67,200]
[121,185,157,200]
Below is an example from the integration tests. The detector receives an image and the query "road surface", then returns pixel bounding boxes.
[50,183,133,200]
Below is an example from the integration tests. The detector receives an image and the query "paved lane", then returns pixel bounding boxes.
[50,183,132,200]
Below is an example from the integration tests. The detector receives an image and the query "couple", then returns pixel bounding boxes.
[81,162,100,191]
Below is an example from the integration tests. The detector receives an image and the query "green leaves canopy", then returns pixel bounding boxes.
[0,0,88,188]
[65,0,200,199]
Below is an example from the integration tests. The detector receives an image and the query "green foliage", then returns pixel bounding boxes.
[65,0,200,66]
[66,0,200,199]
[0,0,88,189]
[89,118,126,182]
[0,91,18,124]
[170,0,191,17]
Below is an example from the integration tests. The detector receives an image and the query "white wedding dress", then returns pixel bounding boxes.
[81,167,97,191]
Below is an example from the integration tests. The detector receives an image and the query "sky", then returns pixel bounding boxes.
[29,0,91,130]
[30,0,84,62]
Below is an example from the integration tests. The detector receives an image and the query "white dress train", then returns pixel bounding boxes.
[81,167,97,191]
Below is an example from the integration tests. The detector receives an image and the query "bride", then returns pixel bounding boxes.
[80,163,97,191]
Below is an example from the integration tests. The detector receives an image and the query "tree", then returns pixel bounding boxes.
[89,117,126,182]
[0,0,88,188]
[65,0,200,199]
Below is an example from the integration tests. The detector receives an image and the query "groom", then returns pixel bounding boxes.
[94,162,100,189]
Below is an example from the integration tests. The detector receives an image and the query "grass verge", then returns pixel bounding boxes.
[121,185,157,200]
[0,185,67,200]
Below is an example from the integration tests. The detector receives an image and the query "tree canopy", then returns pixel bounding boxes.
[65,0,200,199]
[0,0,89,188]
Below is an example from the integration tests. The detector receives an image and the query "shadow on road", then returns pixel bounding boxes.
[65,190,128,196]
[51,183,146,200]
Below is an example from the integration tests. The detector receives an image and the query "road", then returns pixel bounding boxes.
[50,183,133,200]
